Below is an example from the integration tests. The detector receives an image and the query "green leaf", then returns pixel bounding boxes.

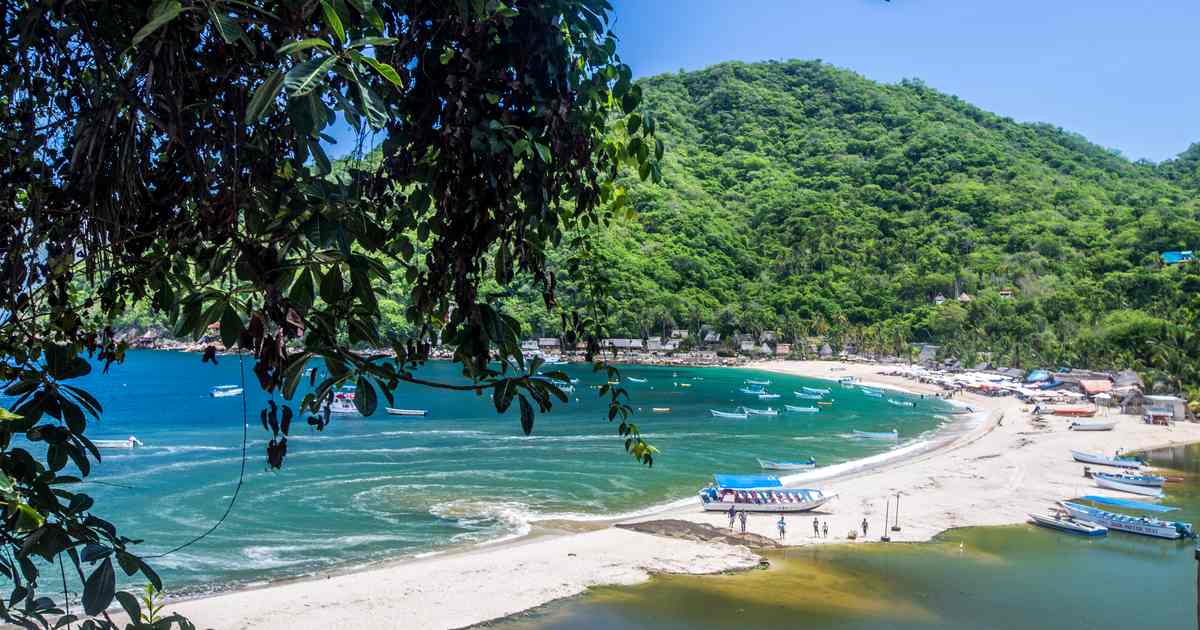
[284,54,337,97]
[357,83,388,129]
[137,557,163,592]
[518,394,534,435]
[533,142,551,163]
[82,558,115,616]
[492,379,514,413]
[220,306,244,349]
[209,7,248,48]
[353,377,377,415]
[320,266,344,304]
[288,268,316,308]
[353,52,402,87]
[244,71,285,124]
[131,0,182,48]
[320,1,345,44]
[348,36,398,49]
[308,138,332,175]
[114,591,141,624]
[276,38,333,56]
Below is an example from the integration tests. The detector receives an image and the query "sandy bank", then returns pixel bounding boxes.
[156,360,1200,629]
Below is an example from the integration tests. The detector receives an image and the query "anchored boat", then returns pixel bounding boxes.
[1061,501,1192,539]
[784,405,819,413]
[861,388,883,398]
[210,385,243,398]
[887,398,915,407]
[710,409,748,419]
[325,386,359,414]
[94,436,143,449]
[1071,450,1141,469]
[1029,511,1107,536]
[745,379,771,386]
[757,393,781,400]
[794,392,823,400]
[385,408,428,416]
[626,377,647,383]
[801,386,831,395]
[757,457,816,471]
[698,474,837,513]
[738,386,766,395]
[854,429,899,440]
[742,407,778,416]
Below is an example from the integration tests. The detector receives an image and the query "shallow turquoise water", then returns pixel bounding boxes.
[493,444,1200,630]
[18,351,949,594]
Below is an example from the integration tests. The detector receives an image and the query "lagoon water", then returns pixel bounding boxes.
[497,444,1200,630]
[43,350,949,595]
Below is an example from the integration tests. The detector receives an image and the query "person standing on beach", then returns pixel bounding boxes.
[777,515,786,541]
[861,518,869,537]
[728,504,737,531]
[739,510,748,534]
[823,521,829,538]
[812,517,820,537]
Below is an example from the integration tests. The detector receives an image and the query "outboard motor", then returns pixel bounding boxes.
[1175,522,1194,538]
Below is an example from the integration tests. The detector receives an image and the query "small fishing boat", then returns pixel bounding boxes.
[745,379,771,386]
[210,385,243,398]
[861,388,883,398]
[837,376,857,385]
[742,407,779,417]
[757,457,816,471]
[678,383,692,388]
[801,386,831,395]
[1061,501,1192,539]
[94,436,143,449]
[739,386,767,395]
[1094,476,1164,498]
[710,409,748,419]
[816,401,833,406]
[794,392,823,400]
[1092,471,1165,488]
[1071,450,1141,469]
[757,393,781,400]
[784,405,819,413]
[854,429,899,440]
[626,377,648,383]
[542,356,568,366]
[385,408,428,416]
[1029,511,1107,536]
[887,398,915,408]
[698,475,837,513]
[1069,419,1115,431]
[651,407,671,413]
[325,387,359,414]
[1051,406,1097,418]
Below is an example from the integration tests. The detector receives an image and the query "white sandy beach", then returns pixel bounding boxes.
[153,360,1200,629]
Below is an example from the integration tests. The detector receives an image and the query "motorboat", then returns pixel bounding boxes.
[325,386,359,414]
[385,408,428,416]
[745,379,771,386]
[739,386,767,395]
[794,392,823,400]
[94,436,143,449]
[1091,471,1165,488]
[1071,450,1141,469]
[887,398,915,407]
[1094,476,1164,498]
[210,385,243,398]
[854,429,898,440]
[757,457,816,471]
[784,405,818,413]
[1061,501,1192,539]
[1029,511,1107,536]
[710,409,748,419]
[651,407,671,413]
[757,393,781,400]
[698,474,837,513]
[626,377,648,383]
[861,388,883,398]
[742,407,778,417]
[801,386,831,395]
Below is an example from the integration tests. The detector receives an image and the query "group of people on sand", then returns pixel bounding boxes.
[727,505,836,542]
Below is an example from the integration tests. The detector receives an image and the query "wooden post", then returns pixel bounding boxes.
[891,493,902,532]
[1195,545,1199,630]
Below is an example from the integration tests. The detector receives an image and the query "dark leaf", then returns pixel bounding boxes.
[518,394,534,436]
[82,557,115,616]
[114,591,141,625]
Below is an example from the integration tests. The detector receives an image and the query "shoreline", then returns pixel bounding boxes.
[150,360,1200,629]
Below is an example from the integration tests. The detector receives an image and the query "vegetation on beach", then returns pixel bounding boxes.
[0,1,653,627]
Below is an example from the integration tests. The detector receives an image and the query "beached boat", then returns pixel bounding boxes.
[210,385,243,398]
[1061,502,1192,539]
[1071,450,1141,469]
[801,386,831,395]
[1029,511,1107,536]
[784,405,819,413]
[1069,419,1114,431]
[1092,471,1165,488]
[745,379,771,386]
[742,407,778,416]
[710,409,748,419]
[626,377,648,383]
[325,387,359,414]
[757,393,781,400]
[757,457,816,471]
[385,408,428,416]
[1094,476,1164,498]
[1051,406,1097,418]
[698,475,837,513]
[739,386,767,395]
[853,429,899,440]
[861,388,883,398]
[94,436,143,449]
[887,398,915,407]
[794,392,823,400]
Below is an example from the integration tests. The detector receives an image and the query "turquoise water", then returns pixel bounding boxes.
[494,444,1200,630]
[23,351,949,594]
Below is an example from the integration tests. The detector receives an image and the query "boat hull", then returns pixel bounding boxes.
[701,493,837,513]
[854,430,898,440]
[1071,450,1141,469]
[757,458,816,471]
[1062,502,1185,539]
[1029,513,1107,536]
[385,408,428,416]
[1092,472,1164,488]
[1070,420,1115,431]
[1095,476,1164,497]
[784,405,818,413]
[710,410,748,419]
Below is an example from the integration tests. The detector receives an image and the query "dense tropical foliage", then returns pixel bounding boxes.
[0,1,656,627]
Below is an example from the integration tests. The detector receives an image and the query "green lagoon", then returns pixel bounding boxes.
[495,444,1200,630]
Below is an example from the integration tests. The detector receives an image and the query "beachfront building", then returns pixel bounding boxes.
[1144,395,1188,422]
[520,340,539,351]
[537,337,560,350]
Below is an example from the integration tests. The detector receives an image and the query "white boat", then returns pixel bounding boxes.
[699,475,837,513]
[710,409,748,419]
[385,408,428,416]
[542,357,568,365]
[801,386,831,395]
[757,457,816,471]
[853,429,898,440]
[757,393,781,400]
[1092,471,1165,488]
[861,388,883,398]
[1094,476,1164,498]
[742,407,778,416]
[1061,502,1192,539]
[837,376,857,385]
[1029,512,1107,536]
[1069,419,1116,431]
[887,398,915,407]
[1071,450,1141,469]
[94,436,143,449]
[210,385,243,398]
[626,377,648,383]
[325,387,359,414]
[784,405,819,413]
[794,392,823,400]
[738,386,766,395]
[745,379,771,386]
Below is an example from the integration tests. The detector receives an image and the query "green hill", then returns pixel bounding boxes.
[548,60,1199,388]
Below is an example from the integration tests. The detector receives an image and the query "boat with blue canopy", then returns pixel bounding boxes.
[698,474,837,513]
[1061,501,1193,539]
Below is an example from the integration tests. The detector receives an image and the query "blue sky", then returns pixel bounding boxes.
[608,0,1198,162]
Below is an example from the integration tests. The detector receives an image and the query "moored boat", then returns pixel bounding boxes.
[210,385,243,398]
[385,408,428,416]
[1060,501,1192,539]
[854,429,898,440]
[746,379,771,386]
[757,457,816,471]
[325,387,359,414]
[1029,511,1107,536]
[698,475,837,513]
[94,436,143,449]
[887,398,915,407]
[626,377,648,383]
[784,404,819,413]
[739,386,767,395]
[1071,450,1141,469]
[794,392,823,400]
[861,387,883,398]
[837,376,857,385]
[742,407,778,416]
[651,407,671,413]
[1069,419,1114,431]
[801,386,831,395]
[1094,476,1164,498]
[1092,471,1165,488]
[710,409,748,419]
[757,393,781,400]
